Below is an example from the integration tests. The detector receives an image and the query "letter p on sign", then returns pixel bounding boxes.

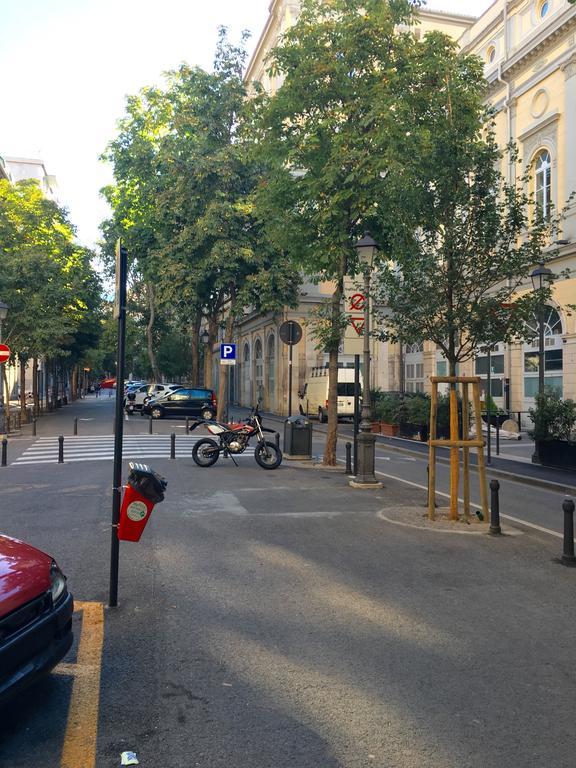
[220,343,236,365]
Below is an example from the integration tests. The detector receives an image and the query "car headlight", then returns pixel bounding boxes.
[50,561,67,604]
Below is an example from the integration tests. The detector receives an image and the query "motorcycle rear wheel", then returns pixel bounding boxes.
[192,438,220,467]
[254,440,282,470]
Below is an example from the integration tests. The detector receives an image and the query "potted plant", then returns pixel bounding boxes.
[374,393,400,436]
[398,394,430,441]
[529,389,576,469]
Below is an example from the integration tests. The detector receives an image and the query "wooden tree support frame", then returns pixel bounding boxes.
[428,376,489,523]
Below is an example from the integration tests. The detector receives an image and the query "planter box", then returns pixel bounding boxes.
[380,422,400,437]
[399,422,429,441]
[371,422,381,434]
[536,439,576,471]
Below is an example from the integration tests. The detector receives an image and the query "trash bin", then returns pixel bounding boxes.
[284,415,312,459]
[118,462,168,542]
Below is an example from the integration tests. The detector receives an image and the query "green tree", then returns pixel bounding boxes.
[371,32,567,516]
[250,0,420,464]
[0,179,102,414]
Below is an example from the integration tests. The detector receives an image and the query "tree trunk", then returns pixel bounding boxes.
[2,365,10,431]
[32,357,39,416]
[448,353,459,521]
[204,316,218,390]
[71,366,78,400]
[216,308,235,422]
[19,357,27,417]
[190,313,201,385]
[146,282,161,381]
[324,266,345,466]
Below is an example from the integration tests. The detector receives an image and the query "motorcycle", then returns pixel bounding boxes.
[189,405,282,470]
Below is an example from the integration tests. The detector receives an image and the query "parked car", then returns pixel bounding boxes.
[125,383,181,413]
[0,534,73,705]
[141,387,217,420]
[99,378,116,389]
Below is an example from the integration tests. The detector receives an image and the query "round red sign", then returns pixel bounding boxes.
[0,344,10,364]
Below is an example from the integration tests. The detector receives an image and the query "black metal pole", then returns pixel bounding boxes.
[561,497,576,567]
[288,323,294,417]
[345,442,352,474]
[109,240,127,608]
[489,479,501,535]
[74,417,78,436]
[170,433,176,459]
[1,437,6,467]
[186,417,190,434]
[486,347,491,465]
[148,415,153,435]
[275,432,280,449]
[496,419,500,456]
[32,418,37,437]
[353,354,360,476]
[58,435,64,463]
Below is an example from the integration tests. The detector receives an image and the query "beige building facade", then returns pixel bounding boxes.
[238,0,576,416]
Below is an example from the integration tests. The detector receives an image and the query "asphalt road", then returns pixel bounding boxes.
[1,396,576,767]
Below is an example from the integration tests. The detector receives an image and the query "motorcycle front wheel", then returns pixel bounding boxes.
[192,438,220,467]
[254,440,282,470]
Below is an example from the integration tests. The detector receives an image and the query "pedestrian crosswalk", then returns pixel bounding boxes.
[11,435,255,465]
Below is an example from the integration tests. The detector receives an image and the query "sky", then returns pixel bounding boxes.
[0,0,492,251]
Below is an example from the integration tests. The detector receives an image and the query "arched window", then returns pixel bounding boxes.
[254,338,264,404]
[405,342,424,354]
[486,45,496,64]
[523,306,563,400]
[539,0,550,19]
[534,149,552,221]
[242,343,251,405]
[266,334,276,410]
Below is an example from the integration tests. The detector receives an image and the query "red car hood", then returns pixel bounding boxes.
[0,535,52,618]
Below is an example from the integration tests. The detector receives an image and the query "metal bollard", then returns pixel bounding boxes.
[489,479,502,535]
[345,442,352,474]
[58,435,64,464]
[1,438,7,467]
[32,418,37,437]
[186,417,190,434]
[275,432,280,449]
[496,420,500,456]
[148,416,153,435]
[74,417,78,436]
[170,433,176,459]
[561,497,576,567]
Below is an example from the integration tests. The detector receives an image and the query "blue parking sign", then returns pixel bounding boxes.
[220,343,236,365]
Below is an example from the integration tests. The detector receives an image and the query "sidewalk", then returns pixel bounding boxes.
[230,406,576,494]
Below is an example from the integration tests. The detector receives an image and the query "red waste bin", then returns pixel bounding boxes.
[118,462,167,542]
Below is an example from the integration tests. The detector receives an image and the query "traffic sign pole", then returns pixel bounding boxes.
[109,239,127,608]
[279,321,302,418]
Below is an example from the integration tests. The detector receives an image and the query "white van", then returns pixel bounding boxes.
[299,367,362,422]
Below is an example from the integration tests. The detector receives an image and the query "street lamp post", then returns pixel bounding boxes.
[350,234,382,489]
[530,261,553,464]
[201,328,210,387]
[0,301,9,433]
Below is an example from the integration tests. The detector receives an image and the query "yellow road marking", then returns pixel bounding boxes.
[58,601,104,768]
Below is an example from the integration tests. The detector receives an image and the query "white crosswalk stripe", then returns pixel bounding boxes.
[11,435,255,465]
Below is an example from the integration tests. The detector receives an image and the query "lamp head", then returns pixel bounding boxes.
[200,328,210,345]
[530,262,553,291]
[354,232,379,270]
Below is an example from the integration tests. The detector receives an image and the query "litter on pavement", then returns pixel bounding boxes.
[121,751,139,766]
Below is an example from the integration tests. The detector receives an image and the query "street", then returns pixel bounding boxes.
[1,396,576,767]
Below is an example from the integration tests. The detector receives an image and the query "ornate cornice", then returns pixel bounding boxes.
[561,53,576,80]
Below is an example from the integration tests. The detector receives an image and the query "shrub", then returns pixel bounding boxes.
[529,389,576,442]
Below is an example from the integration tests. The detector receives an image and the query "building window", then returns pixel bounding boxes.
[266,334,276,410]
[523,306,563,399]
[539,0,550,19]
[405,343,425,392]
[486,45,496,64]
[534,149,552,220]
[242,343,251,405]
[254,338,264,403]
